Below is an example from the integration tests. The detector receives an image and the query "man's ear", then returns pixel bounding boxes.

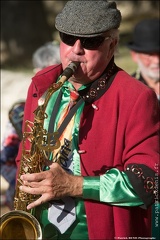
[108,38,118,56]
[110,38,118,50]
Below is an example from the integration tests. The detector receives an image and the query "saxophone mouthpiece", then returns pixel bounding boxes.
[61,61,80,79]
[68,61,80,71]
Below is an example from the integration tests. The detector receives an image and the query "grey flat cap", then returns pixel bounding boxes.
[55,0,122,37]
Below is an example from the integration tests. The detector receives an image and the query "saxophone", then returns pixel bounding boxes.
[0,62,79,240]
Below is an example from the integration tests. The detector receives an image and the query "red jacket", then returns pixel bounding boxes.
[16,64,159,239]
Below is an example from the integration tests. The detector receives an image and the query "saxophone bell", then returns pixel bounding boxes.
[0,210,42,240]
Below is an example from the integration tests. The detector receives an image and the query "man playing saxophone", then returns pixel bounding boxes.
[16,1,159,239]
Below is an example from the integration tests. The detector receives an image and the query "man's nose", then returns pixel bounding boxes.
[72,39,85,55]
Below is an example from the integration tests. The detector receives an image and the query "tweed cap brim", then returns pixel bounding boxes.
[55,0,121,37]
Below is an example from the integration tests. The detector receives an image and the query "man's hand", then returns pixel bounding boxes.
[19,162,83,210]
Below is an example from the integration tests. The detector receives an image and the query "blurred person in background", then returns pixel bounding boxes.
[127,18,160,102]
[0,101,25,209]
[0,41,60,210]
[32,41,60,73]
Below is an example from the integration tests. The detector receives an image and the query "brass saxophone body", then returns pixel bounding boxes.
[0,62,79,240]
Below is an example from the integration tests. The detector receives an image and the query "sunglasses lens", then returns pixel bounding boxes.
[59,32,105,50]
[83,37,105,50]
[59,32,77,46]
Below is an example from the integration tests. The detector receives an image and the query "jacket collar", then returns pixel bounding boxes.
[32,64,63,95]
[31,59,118,100]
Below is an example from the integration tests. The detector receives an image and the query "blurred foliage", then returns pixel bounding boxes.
[1,0,159,73]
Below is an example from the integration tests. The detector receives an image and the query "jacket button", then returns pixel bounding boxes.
[33,93,37,97]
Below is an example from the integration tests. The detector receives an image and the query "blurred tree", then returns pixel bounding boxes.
[1,0,53,68]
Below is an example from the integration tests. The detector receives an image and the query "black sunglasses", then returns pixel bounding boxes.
[59,32,110,50]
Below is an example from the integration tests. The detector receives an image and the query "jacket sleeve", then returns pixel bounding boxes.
[123,89,160,208]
